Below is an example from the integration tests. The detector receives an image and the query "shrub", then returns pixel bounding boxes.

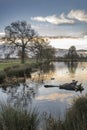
[12,65,20,69]
[4,66,11,72]
[6,66,32,78]
[42,113,63,130]
[0,104,39,130]
[41,95,87,130]
[26,62,40,69]
[23,65,32,77]
[0,71,6,84]
[64,96,87,130]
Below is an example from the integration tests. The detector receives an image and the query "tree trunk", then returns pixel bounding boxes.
[21,46,25,64]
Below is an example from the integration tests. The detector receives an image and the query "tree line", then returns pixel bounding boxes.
[1,21,86,63]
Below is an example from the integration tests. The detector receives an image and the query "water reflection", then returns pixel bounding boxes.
[6,83,38,108]
[31,62,55,83]
[36,93,72,101]
[39,62,55,73]
[65,62,78,74]
[0,62,87,119]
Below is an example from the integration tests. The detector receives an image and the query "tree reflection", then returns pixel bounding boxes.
[39,62,55,73]
[4,83,38,108]
[65,62,78,74]
[31,62,55,83]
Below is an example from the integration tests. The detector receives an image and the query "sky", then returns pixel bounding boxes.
[49,37,87,50]
[0,0,87,49]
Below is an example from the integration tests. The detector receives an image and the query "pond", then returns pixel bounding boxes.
[0,62,87,119]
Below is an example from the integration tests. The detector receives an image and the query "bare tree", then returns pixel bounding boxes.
[29,38,55,62]
[5,21,37,63]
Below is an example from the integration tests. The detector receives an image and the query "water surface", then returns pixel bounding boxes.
[0,62,87,119]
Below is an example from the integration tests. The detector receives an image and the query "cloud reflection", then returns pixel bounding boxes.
[36,93,72,101]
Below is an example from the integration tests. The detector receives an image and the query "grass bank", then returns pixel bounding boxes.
[0,59,40,85]
[0,59,36,71]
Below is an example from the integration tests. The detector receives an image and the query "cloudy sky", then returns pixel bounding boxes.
[0,0,87,48]
[0,0,87,36]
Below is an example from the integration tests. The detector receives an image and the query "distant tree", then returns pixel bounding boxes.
[67,46,78,61]
[5,21,37,63]
[29,38,55,62]
[80,54,85,59]
[43,45,55,61]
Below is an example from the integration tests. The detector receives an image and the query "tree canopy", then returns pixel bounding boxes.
[67,46,78,61]
[4,20,56,63]
[5,21,37,63]
[29,38,55,62]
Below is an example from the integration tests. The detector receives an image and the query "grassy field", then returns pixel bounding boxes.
[0,61,20,71]
[0,59,36,71]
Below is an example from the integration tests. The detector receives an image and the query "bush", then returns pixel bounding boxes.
[0,71,6,84]
[24,65,32,77]
[41,95,87,130]
[6,66,32,78]
[4,66,11,72]
[64,96,87,130]
[42,113,63,130]
[27,62,40,69]
[0,104,39,130]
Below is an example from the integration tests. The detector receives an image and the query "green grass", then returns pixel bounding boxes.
[0,59,43,85]
[0,59,37,71]
[0,60,20,71]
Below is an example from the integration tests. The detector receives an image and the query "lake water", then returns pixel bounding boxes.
[0,62,87,119]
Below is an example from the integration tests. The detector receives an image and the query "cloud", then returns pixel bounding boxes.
[68,10,87,22]
[0,32,5,36]
[31,14,75,25]
[31,10,87,25]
